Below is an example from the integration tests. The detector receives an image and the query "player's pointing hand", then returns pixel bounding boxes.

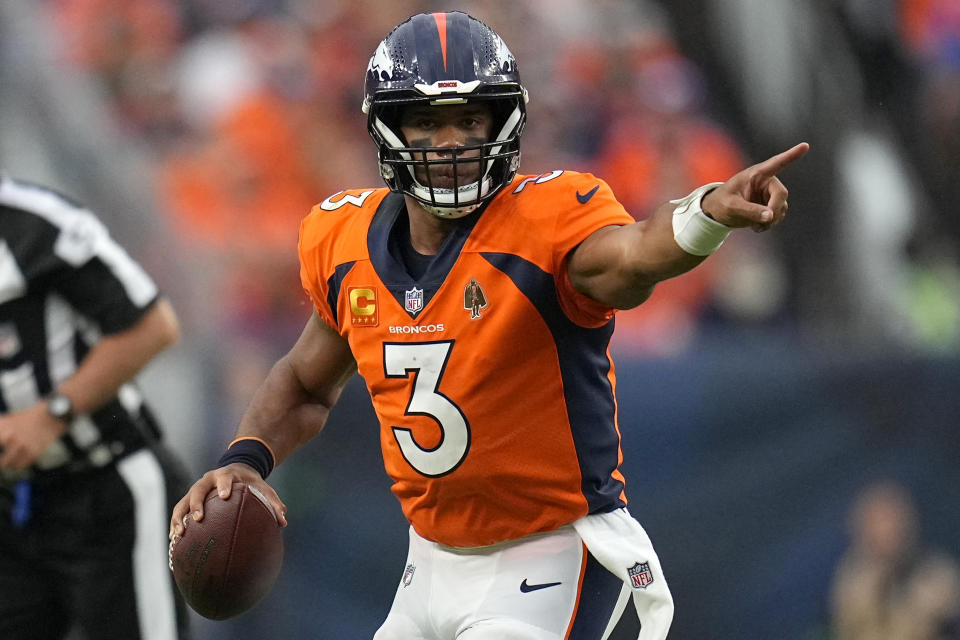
[701,142,810,232]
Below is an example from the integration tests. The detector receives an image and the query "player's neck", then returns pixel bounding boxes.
[403,196,459,256]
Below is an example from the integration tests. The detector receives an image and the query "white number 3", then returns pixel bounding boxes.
[383,341,470,477]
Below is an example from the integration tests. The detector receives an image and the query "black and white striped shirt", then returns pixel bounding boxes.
[0,174,163,477]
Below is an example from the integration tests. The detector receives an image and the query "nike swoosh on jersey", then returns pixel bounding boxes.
[576,185,600,204]
[520,579,562,593]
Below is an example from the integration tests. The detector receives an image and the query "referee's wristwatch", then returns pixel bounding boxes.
[46,393,75,424]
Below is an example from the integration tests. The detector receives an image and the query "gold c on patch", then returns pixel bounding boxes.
[349,287,379,327]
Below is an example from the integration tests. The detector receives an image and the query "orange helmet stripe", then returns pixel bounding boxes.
[432,12,448,70]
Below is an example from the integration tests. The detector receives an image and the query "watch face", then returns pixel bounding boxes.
[48,394,73,420]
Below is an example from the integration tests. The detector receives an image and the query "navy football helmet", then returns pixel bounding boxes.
[362,11,528,218]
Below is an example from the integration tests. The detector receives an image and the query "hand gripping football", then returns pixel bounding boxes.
[169,482,284,620]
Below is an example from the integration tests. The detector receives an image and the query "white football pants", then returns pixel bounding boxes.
[373,508,673,640]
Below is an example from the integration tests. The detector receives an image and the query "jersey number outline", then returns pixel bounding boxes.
[383,340,470,477]
[319,189,376,211]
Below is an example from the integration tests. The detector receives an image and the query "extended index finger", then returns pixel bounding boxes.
[754,142,810,177]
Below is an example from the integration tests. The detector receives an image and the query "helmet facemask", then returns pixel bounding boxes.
[367,91,526,218]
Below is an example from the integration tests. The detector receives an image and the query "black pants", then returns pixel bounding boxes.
[0,444,193,640]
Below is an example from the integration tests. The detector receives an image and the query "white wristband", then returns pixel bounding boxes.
[670,182,731,256]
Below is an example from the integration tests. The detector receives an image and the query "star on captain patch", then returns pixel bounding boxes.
[463,278,488,319]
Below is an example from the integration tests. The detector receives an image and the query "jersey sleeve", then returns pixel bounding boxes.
[0,181,162,336]
[551,173,635,327]
[298,204,339,331]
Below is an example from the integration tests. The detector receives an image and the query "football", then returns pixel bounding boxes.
[169,482,284,620]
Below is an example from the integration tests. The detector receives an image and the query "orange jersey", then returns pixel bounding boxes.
[299,171,636,547]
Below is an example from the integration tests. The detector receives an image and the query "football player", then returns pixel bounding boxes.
[170,11,808,639]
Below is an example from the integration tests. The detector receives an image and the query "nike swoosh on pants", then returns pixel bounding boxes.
[520,579,562,593]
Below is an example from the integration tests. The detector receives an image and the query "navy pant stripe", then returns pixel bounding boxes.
[567,547,626,639]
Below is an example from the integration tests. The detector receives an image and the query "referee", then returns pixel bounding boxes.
[0,173,192,640]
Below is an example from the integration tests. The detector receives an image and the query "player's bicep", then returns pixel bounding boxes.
[286,311,356,407]
[567,223,654,309]
[568,201,705,309]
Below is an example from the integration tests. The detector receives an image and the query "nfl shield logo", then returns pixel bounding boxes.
[405,287,424,314]
[402,563,416,588]
[628,561,654,589]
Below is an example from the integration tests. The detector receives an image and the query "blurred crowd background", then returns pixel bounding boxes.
[1,0,959,638]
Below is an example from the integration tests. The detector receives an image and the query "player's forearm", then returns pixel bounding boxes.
[624,202,711,284]
[570,202,710,310]
[56,299,179,414]
[233,357,336,466]
[231,312,355,467]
